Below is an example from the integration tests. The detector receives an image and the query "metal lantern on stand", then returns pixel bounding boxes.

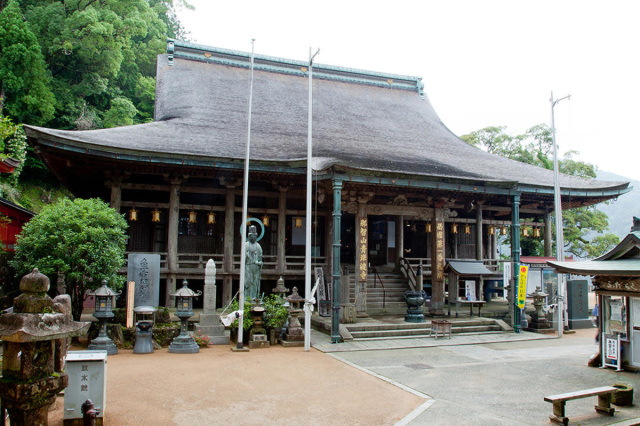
[169,280,202,353]
[87,280,121,355]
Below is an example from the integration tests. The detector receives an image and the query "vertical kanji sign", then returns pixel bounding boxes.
[358,218,368,283]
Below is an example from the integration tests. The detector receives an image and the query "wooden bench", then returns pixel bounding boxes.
[544,386,617,424]
[455,300,486,317]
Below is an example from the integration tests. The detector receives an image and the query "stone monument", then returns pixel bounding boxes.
[195,259,228,344]
[127,253,160,307]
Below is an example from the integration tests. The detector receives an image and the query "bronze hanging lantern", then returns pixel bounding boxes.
[189,206,197,224]
[534,227,541,238]
[425,222,431,233]
[523,227,529,237]
[207,211,216,225]
[294,216,303,228]
[489,226,495,235]
[501,226,508,235]
[151,207,161,223]
[451,223,458,234]
[464,223,471,234]
[128,204,138,222]
[262,214,270,226]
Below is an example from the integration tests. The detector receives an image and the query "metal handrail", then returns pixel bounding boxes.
[371,265,386,310]
[399,257,417,292]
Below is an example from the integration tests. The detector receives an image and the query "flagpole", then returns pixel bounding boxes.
[305,47,320,352]
[236,39,255,351]
[551,91,570,338]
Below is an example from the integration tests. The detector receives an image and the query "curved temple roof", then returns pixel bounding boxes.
[548,231,640,276]
[25,39,629,198]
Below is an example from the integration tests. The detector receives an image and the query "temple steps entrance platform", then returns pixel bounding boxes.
[310,317,555,353]
[310,299,552,353]
[345,317,504,339]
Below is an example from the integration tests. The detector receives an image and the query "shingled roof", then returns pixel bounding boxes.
[24,39,629,197]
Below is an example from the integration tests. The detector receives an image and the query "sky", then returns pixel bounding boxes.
[177,0,640,182]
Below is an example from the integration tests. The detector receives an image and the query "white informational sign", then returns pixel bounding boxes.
[465,280,476,301]
[606,337,618,360]
[602,333,623,371]
[503,262,511,290]
[633,298,640,329]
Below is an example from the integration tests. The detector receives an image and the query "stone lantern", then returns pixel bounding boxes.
[87,280,121,355]
[528,286,552,330]
[169,280,201,353]
[133,306,156,354]
[281,287,305,347]
[272,276,289,304]
[0,269,89,425]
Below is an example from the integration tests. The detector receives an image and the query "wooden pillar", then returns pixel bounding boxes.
[222,186,235,307]
[355,203,368,314]
[395,215,404,272]
[452,229,458,259]
[277,187,287,274]
[491,228,498,259]
[109,179,122,212]
[544,210,553,257]
[331,178,342,343]
[166,179,180,307]
[476,205,483,260]
[430,208,446,315]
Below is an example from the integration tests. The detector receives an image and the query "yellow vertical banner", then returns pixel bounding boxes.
[517,265,528,309]
[358,218,368,283]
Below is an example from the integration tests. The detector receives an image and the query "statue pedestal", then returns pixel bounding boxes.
[196,313,229,345]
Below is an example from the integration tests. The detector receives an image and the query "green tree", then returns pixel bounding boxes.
[12,198,128,320]
[0,116,27,185]
[103,96,138,128]
[0,0,55,125]
[461,124,619,258]
[20,0,189,129]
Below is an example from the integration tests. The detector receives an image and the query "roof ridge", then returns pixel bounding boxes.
[167,38,425,97]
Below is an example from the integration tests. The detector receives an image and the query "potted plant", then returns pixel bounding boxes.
[263,294,289,345]
[227,299,254,344]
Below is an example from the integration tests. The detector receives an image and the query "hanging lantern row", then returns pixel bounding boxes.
[128,204,138,222]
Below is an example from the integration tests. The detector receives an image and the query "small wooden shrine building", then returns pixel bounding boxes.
[24,40,630,335]
[549,218,640,370]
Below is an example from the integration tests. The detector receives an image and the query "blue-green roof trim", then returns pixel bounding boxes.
[167,39,425,97]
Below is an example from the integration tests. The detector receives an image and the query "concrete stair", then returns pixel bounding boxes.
[345,318,503,340]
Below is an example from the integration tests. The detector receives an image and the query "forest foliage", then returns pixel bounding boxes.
[461,125,619,258]
[0,0,190,211]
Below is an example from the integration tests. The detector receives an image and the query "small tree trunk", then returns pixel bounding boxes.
[70,282,85,322]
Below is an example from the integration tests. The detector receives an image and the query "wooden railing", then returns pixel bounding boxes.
[122,252,326,274]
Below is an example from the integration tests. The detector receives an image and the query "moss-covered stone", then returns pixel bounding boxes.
[152,323,180,346]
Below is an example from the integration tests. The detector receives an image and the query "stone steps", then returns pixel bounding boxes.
[346,319,503,340]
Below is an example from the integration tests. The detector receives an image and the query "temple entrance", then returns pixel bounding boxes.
[368,216,397,266]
